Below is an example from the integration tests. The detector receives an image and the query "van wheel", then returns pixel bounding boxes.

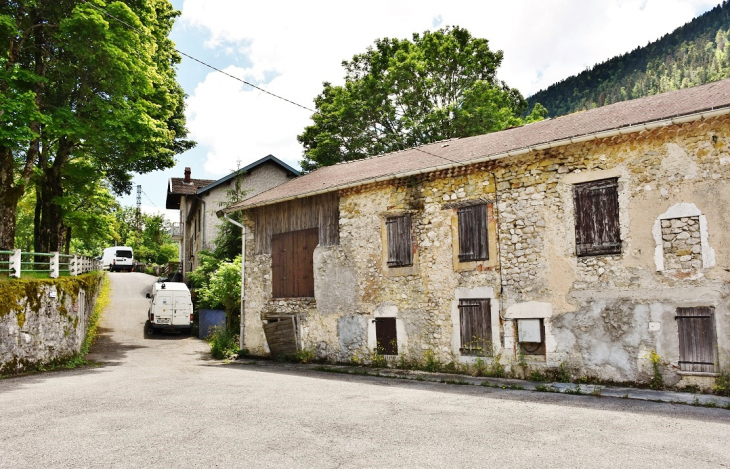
[145,320,155,336]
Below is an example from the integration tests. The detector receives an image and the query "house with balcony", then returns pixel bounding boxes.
[165,154,299,278]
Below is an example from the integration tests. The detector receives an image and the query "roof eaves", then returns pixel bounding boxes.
[222,105,730,214]
[196,155,301,194]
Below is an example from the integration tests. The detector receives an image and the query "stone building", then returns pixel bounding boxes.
[223,80,730,388]
[165,155,299,277]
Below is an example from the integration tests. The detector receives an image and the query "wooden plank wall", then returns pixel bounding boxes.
[263,317,299,356]
[252,192,339,255]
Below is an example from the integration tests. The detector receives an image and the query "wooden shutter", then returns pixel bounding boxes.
[375,317,398,355]
[271,228,318,298]
[676,307,718,373]
[386,214,413,267]
[573,178,621,256]
[458,204,489,261]
[458,299,492,356]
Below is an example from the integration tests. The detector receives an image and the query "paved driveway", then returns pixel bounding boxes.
[1,273,729,468]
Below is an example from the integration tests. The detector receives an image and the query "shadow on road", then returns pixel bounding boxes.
[213,361,730,424]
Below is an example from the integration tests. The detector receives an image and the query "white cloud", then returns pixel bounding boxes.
[179,0,719,175]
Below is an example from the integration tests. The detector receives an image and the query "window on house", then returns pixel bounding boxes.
[676,307,718,373]
[386,214,413,267]
[458,299,492,356]
[457,204,489,262]
[271,228,318,298]
[374,317,398,355]
[573,178,621,256]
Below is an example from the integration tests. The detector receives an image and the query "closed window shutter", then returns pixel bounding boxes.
[573,178,621,256]
[459,299,492,356]
[458,204,488,261]
[271,228,318,298]
[676,307,718,373]
[386,214,413,267]
[375,317,398,355]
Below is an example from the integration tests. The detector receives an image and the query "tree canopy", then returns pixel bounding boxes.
[298,26,546,171]
[0,0,193,251]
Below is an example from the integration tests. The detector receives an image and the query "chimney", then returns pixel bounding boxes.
[184,167,191,183]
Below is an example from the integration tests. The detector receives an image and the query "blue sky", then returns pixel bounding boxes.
[120,0,719,217]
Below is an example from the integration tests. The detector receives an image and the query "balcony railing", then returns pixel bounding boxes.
[170,222,182,239]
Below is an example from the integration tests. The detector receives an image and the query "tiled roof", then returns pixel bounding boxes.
[226,78,730,212]
[169,178,216,195]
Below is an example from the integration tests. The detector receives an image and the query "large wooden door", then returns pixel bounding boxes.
[271,228,318,298]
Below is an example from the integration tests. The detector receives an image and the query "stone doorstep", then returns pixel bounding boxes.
[231,358,730,408]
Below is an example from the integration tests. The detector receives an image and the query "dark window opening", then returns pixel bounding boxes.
[115,250,132,258]
[518,319,546,356]
[457,204,489,262]
[459,299,492,356]
[271,228,318,298]
[386,214,413,267]
[676,307,718,373]
[375,317,398,355]
[573,178,621,257]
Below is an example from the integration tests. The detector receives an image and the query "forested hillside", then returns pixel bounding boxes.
[528,1,730,117]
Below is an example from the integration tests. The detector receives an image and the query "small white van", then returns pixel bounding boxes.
[102,246,135,272]
[145,282,193,334]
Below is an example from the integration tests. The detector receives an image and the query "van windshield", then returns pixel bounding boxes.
[116,250,133,258]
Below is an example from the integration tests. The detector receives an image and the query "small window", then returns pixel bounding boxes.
[386,214,413,267]
[676,307,718,373]
[458,299,492,356]
[374,317,398,355]
[573,178,621,256]
[271,228,318,298]
[457,204,489,262]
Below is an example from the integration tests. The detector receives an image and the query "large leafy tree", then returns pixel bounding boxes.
[0,0,193,251]
[298,26,546,171]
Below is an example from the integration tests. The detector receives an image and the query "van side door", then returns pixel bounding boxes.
[172,292,192,326]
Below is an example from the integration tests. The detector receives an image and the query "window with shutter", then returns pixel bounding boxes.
[676,307,718,373]
[271,228,318,298]
[573,178,621,257]
[458,204,489,262]
[458,299,492,356]
[386,214,413,267]
[375,317,398,355]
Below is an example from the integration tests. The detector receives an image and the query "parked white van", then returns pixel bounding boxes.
[102,246,135,272]
[145,282,193,334]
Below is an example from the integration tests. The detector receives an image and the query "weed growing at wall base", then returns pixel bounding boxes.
[207,326,240,360]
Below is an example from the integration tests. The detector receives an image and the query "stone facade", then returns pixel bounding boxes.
[0,274,103,374]
[240,115,730,388]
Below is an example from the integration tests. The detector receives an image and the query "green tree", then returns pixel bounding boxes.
[213,164,249,261]
[298,26,544,171]
[0,1,193,251]
[196,255,242,332]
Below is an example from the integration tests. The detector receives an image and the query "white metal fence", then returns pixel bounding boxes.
[0,250,102,278]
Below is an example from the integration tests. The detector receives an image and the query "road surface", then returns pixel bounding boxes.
[0,272,729,468]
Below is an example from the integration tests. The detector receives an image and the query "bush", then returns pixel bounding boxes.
[206,326,240,360]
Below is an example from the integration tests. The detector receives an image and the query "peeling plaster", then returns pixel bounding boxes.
[652,203,715,271]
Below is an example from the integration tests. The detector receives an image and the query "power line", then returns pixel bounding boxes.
[82,0,464,167]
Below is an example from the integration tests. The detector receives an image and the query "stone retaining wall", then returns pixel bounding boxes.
[0,273,104,375]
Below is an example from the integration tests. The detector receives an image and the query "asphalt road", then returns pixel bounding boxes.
[1,272,729,468]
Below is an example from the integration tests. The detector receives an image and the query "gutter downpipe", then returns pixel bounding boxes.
[222,213,246,350]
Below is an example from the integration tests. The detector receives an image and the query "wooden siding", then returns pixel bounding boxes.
[676,307,718,373]
[263,317,299,356]
[252,192,339,255]
[573,178,621,256]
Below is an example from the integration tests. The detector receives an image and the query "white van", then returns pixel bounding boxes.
[145,282,193,334]
[102,246,135,272]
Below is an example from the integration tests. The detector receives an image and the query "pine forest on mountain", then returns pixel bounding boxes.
[528,1,730,117]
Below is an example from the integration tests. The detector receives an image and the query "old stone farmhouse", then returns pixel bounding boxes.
[223,79,730,388]
[165,155,299,278]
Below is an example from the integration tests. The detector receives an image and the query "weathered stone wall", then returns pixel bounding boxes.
[661,217,702,270]
[0,273,104,374]
[242,115,730,386]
